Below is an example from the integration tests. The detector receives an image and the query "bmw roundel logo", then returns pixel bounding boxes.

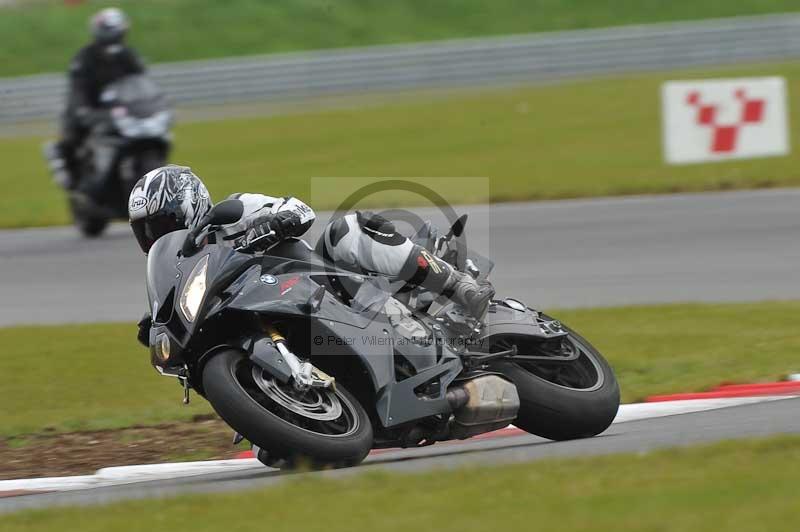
[260,274,277,285]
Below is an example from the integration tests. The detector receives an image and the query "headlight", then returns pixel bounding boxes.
[114,110,171,138]
[179,255,209,322]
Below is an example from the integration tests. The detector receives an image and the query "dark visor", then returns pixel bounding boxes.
[131,214,181,253]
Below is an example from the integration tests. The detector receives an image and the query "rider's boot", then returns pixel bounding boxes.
[44,143,70,189]
[445,268,495,321]
[44,142,79,190]
[403,245,495,320]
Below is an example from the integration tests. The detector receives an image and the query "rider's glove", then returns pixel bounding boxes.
[137,312,152,348]
[243,210,301,251]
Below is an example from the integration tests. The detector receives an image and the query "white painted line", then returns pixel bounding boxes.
[0,459,261,494]
[613,395,797,423]
[2,395,796,494]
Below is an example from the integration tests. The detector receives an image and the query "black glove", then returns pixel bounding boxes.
[242,211,301,251]
[137,312,152,347]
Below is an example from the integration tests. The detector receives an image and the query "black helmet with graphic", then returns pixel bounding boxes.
[128,165,213,253]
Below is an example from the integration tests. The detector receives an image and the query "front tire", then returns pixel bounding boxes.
[203,349,373,468]
[69,194,108,238]
[491,325,620,441]
[120,147,165,205]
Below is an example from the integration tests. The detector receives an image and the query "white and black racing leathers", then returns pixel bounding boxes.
[217,193,317,246]
[320,211,495,320]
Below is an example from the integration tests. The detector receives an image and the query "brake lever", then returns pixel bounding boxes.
[234,229,279,253]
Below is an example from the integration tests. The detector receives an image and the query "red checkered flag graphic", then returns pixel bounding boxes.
[662,77,789,165]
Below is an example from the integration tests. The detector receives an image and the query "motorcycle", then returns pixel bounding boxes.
[45,74,172,237]
[143,201,620,468]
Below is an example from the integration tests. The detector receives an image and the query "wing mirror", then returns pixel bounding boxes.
[449,214,468,238]
[206,199,244,226]
[181,200,244,257]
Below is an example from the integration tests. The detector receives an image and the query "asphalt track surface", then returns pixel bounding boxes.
[1,188,798,326]
[2,397,799,513]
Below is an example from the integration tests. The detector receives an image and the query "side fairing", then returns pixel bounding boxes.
[225,267,387,330]
[480,302,569,341]
[222,266,398,394]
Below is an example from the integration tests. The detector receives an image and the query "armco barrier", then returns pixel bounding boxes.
[1,13,800,123]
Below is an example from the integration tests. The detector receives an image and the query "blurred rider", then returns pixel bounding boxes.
[52,8,146,189]
[128,165,495,342]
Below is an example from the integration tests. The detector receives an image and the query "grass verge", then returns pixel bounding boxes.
[1,301,799,437]
[4,61,800,228]
[2,0,798,78]
[0,417,249,480]
[5,435,800,530]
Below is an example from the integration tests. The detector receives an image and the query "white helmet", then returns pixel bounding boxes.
[90,8,130,45]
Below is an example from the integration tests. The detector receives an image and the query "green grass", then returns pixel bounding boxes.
[5,435,800,530]
[1,0,798,78]
[6,60,800,229]
[0,323,215,436]
[2,301,799,437]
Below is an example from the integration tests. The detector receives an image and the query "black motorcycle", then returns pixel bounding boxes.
[144,201,620,468]
[45,74,172,237]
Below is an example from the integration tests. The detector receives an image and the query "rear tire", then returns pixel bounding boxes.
[203,349,373,468]
[491,326,620,441]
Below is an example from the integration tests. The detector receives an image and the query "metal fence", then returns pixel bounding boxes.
[2,13,800,124]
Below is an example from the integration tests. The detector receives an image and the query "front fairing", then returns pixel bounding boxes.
[146,231,254,356]
[146,235,389,356]
[100,74,172,140]
[146,230,187,323]
[112,110,173,139]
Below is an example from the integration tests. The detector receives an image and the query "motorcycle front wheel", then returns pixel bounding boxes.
[490,321,620,441]
[119,147,165,205]
[69,194,108,238]
[203,349,373,468]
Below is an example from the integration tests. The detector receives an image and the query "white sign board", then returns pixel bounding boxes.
[661,77,789,165]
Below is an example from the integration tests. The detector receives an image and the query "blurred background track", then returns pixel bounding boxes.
[3,14,800,125]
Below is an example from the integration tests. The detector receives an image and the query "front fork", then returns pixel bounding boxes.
[263,324,334,391]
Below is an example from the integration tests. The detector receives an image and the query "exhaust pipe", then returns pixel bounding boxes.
[446,386,470,410]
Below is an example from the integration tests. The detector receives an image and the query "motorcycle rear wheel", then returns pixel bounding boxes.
[490,322,620,441]
[203,349,373,468]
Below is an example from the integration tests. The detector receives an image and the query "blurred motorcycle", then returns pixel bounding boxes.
[45,74,172,237]
[143,202,621,468]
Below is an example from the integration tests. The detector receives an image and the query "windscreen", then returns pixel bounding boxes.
[101,75,167,115]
